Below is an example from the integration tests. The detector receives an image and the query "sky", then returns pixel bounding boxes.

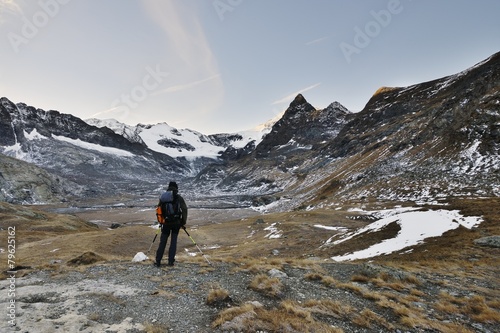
[1,0,499,134]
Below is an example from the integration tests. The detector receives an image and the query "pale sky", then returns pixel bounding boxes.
[1,0,499,134]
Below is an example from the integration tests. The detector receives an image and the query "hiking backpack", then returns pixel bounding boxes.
[156,191,182,224]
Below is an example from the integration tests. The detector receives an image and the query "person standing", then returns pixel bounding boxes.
[155,181,188,267]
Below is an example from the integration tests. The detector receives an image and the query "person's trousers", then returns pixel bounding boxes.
[155,224,181,265]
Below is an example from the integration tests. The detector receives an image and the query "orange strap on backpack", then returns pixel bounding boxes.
[156,205,164,224]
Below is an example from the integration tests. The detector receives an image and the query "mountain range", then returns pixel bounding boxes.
[1,52,499,207]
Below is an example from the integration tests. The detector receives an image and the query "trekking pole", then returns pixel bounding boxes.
[147,225,161,254]
[182,226,212,266]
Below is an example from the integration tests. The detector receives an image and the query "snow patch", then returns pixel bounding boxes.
[264,223,282,239]
[314,225,348,232]
[330,209,482,262]
[53,135,134,157]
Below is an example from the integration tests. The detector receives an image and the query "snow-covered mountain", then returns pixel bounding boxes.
[0,97,273,202]
[0,98,188,201]
[1,51,499,206]
[84,118,270,160]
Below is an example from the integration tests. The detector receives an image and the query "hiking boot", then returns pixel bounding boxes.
[167,261,174,266]
[153,262,161,267]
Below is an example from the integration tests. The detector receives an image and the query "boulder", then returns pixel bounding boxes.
[474,236,500,248]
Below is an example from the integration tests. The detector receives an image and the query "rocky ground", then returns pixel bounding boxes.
[2,254,499,333]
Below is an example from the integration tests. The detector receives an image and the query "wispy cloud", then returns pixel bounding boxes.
[90,106,124,119]
[140,0,224,116]
[271,83,321,105]
[305,36,328,45]
[0,0,24,22]
[140,0,218,76]
[151,74,221,95]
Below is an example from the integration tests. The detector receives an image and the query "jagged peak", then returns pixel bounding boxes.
[289,94,308,107]
[325,101,350,114]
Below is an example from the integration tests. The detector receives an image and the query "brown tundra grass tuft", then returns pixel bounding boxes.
[249,273,284,297]
[206,287,231,305]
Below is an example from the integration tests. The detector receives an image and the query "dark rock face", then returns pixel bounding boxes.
[158,138,196,151]
[255,94,350,158]
[195,52,500,205]
[325,52,500,159]
[0,98,17,146]
[1,99,150,154]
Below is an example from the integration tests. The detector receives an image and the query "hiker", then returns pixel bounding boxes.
[155,181,188,267]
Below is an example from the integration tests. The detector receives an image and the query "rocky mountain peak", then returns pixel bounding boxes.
[290,93,308,107]
[253,95,349,158]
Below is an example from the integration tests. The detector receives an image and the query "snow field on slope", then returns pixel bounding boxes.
[329,208,483,262]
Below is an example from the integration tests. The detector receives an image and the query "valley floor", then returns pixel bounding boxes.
[0,197,499,332]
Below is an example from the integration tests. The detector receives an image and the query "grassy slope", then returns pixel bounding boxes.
[1,198,499,332]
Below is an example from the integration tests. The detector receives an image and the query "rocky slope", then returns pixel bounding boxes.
[0,154,84,204]
[0,98,188,201]
[196,52,500,210]
[2,254,498,333]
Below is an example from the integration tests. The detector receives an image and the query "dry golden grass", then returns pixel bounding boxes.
[488,299,500,309]
[371,277,407,291]
[232,257,284,274]
[143,322,169,333]
[303,299,353,318]
[249,273,284,298]
[350,274,370,283]
[206,286,230,305]
[373,86,399,96]
[212,300,345,333]
[304,272,339,288]
[435,300,461,315]
[409,288,425,297]
[431,291,500,323]
[211,303,257,331]
[352,308,394,330]
[304,272,324,281]
[373,289,497,333]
